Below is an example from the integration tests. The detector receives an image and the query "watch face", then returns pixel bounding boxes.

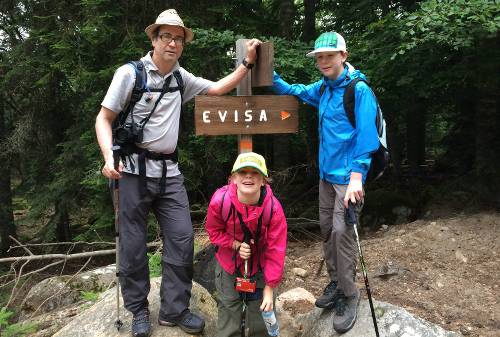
[243,59,253,69]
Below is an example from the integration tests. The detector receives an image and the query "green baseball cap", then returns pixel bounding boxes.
[306,32,347,57]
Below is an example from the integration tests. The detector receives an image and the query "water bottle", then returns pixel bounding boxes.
[261,310,279,336]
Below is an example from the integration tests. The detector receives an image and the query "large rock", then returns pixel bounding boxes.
[275,287,317,337]
[194,245,217,294]
[52,278,217,337]
[278,288,462,337]
[20,265,116,319]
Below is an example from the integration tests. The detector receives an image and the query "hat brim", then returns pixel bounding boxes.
[145,24,194,43]
[306,46,346,57]
[232,164,268,177]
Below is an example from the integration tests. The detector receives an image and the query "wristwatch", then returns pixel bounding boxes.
[242,59,254,69]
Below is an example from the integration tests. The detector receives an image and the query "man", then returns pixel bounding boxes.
[95,9,261,337]
[271,32,379,333]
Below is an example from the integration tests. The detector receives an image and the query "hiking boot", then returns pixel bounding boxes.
[315,280,339,309]
[131,308,151,337]
[332,288,360,333]
[158,309,205,334]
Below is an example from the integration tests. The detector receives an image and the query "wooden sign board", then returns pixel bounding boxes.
[195,95,298,136]
[236,39,274,87]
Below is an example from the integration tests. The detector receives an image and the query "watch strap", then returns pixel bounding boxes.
[242,59,254,69]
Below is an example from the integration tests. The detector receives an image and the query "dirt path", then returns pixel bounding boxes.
[280,212,499,337]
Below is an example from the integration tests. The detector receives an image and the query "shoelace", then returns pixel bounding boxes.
[133,310,150,324]
[335,296,347,316]
[323,281,337,295]
[181,313,194,324]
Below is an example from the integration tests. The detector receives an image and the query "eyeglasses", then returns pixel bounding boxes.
[158,33,185,46]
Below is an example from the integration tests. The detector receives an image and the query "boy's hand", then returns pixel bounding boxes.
[260,285,274,311]
[344,172,364,208]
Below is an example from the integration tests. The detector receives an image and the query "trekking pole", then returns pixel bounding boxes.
[240,260,248,337]
[346,201,379,337]
[112,145,123,331]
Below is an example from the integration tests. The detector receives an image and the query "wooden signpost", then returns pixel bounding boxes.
[194,39,298,153]
[194,95,298,135]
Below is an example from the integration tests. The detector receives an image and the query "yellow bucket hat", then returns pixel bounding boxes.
[231,152,268,177]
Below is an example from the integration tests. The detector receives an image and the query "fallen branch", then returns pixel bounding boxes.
[0,260,65,289]
[9,236,34,256]
[0,241,162,263]
[7,240,116,252]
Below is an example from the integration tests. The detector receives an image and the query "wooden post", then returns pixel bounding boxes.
[236,39,253,153]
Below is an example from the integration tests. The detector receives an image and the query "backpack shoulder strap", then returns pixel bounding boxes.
[118,60,147,124]
[172,70,184,97]
[319,83,326,97]
[220,187,233,223]
[261,195,274,230]
[343,77,369,129]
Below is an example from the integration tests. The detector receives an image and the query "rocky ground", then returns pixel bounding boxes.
[278,212,499,337]
[4,206,499,337]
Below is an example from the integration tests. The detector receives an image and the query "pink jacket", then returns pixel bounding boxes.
[205,183,287,288]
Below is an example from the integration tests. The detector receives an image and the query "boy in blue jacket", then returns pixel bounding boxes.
[272,32,379,333]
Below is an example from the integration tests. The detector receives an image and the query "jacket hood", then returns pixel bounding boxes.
[228,183,274,224]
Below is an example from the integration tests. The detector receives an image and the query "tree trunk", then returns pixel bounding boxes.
[302,0,316,42]
[272,0,296,171]
[406,96,426,175]
[474,34,499,204]
[0,96,15,255]
[279,0,296,39]
[55,202,71,242]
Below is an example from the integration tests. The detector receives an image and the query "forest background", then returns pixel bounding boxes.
[0,0,498,265]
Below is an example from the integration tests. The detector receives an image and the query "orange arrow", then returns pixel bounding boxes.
[280,111,291,120]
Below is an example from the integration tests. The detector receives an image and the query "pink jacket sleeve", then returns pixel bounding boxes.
[205,188,234,249]
[261,198,287,288]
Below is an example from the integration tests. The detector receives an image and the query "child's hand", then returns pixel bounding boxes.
[239,240,253,260]
[260,285,274,311]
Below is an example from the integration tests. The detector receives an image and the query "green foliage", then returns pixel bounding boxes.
[80,291,99,302]
[0,308,37,337]
[148,252,162,278]
[394,0,500,58]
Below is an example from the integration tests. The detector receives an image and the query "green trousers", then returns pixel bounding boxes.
[214,261,270,337]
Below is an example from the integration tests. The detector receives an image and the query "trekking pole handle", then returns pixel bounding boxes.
[244,259,248,279]
[111,145,121,171]
[346,200,357,226]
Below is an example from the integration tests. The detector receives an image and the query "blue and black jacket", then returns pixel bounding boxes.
[272,65,379,184]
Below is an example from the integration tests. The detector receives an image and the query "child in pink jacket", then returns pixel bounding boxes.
[205,152,287,336]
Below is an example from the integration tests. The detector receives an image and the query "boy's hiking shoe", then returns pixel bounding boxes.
[315,280,338,309]
[131,308,151,337]
[333,288,360,333]
[158,309,205,334]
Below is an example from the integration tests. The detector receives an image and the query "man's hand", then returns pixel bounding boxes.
[344,172,364,208]
[260,285,274,312]
[244,39,262,65]
[239,239,254,260]
[101,149,123,179]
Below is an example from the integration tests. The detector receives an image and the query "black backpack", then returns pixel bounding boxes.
[320,78,389,181]
[115,60,184,129]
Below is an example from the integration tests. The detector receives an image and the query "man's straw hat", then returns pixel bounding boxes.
[145,9,194,43]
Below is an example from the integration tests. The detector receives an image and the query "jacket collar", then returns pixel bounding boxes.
[323,64,350,89]
[228,183,272,223]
